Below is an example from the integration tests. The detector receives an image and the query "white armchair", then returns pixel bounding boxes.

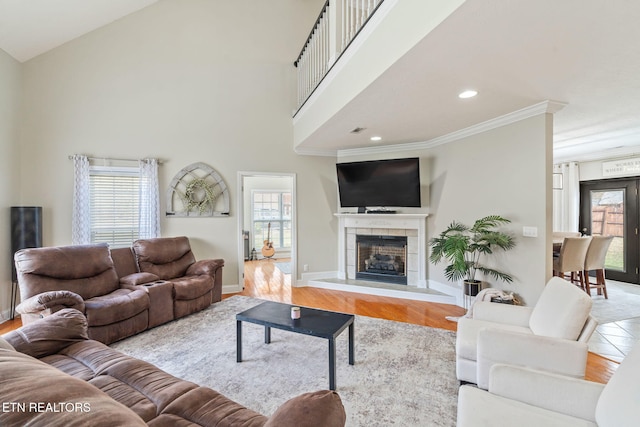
[457,341,640,427]
[456,277,597,389]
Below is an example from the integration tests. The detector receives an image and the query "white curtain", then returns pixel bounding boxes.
[553,162,581,232]
[139,158,161,239]
[71,155,91,244]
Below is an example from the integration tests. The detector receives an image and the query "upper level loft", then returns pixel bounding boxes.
[292,0,468,155]
[291,1,640,163]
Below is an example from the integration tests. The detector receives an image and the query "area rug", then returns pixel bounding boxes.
[590,283,640,324]
[111,296,458,426]
[274,261,291,274]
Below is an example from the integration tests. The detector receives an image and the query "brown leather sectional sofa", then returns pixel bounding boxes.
[14,236,224,344]
[0,309,347,426]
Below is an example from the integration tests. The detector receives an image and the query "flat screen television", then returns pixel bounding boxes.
[336,157,421,211]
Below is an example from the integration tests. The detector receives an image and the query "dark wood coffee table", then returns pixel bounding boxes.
[236,301,355,390]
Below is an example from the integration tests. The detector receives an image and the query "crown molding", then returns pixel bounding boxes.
[293,146,338,157]
[336,100,567,158]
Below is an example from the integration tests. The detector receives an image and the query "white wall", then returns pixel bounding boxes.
[16,0,337,288]
[338,114,554,305]
[427,114,553,305]
[0,49,22,319]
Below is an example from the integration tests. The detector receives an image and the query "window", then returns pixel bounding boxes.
[252,191,291,250]
[89,166,140,248]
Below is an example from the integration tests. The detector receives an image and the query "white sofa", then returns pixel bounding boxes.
[456,277,597,389]
[457,341,640,427]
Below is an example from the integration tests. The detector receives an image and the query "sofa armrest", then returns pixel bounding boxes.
[15,290,85,315]
[472,301,533,327]
[489,364,603,421]
[264,390,346,427]
[477,328,589,389]
[186,259,224,277]
[120,272,160,286]
[2,308,89,358]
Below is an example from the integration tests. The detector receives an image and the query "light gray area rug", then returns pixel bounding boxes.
[591,282,640,324]
[111,296,458,426]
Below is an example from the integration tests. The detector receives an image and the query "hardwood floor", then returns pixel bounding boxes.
[0,258,618,384]
[0,317,21,335]
[238,258,618,384]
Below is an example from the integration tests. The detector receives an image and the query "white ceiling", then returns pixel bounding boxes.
[1,0,640,163]
[0,0,158,62]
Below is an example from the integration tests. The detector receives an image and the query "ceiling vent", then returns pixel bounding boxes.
[350,127,366,134]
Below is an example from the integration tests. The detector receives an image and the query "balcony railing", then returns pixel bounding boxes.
[294,0,384,113]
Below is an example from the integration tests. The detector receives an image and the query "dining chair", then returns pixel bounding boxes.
[552,236,592,291]
[584,235,614,298]
[551,231,581,253]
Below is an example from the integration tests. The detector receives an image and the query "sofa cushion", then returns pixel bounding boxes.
[264,390,347,427]
[456,317,532,361]
[2,308,88,358]
[150,387,267,427]
[0,336,14,351]
[457,385,596,427]
[42,340,135,381]
[529,277,593,340]
[91,358,199,418]
[0,348,146,426]
[15,243,120,300]
[134,236,196,280]
[172,275,214,300]
[84,288,149,327]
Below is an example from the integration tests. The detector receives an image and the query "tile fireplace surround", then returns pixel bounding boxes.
[337,213,427,286]
[303,213,456,304]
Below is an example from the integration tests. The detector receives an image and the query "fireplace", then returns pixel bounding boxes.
[356,235,407,285]
[336,213,428,288]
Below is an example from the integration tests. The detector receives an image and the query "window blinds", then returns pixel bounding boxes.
[89,167,140,248]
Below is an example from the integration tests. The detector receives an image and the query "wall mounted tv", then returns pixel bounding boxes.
[336,157,421,212]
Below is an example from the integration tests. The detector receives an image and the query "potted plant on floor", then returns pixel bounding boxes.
[429,215,516,296]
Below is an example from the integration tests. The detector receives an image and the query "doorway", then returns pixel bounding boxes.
[580,178,640,284]
[237,172,296,291]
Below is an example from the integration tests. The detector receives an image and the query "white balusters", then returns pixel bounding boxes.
[295,0,384,111]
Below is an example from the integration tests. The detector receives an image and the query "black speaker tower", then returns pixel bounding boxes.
[10,206,43,319]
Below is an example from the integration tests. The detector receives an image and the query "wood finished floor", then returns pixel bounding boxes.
[0,258,618,384]
[237,258,618,384]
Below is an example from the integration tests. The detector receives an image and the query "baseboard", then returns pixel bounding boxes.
[300,270,340,283]
[295,271,339,288]
[299,271,457,304]
[222,284,243,294]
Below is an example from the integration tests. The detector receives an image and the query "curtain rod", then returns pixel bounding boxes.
[68,155,163,165]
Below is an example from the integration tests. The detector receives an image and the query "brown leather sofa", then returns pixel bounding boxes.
[14,237,224,344]
[0,309,347,427]
[132,236,223,318]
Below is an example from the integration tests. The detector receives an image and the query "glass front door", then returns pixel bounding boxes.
[580,179,639,284]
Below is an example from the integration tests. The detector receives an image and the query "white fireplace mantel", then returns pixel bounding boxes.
[335,213,429,287]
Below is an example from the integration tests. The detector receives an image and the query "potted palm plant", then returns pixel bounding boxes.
[429,215,516,296]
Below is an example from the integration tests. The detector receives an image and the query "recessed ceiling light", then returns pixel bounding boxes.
[458,90,478,99]
[370,136,382,141]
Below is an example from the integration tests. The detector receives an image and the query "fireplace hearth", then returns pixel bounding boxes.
[356,235,407,285]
